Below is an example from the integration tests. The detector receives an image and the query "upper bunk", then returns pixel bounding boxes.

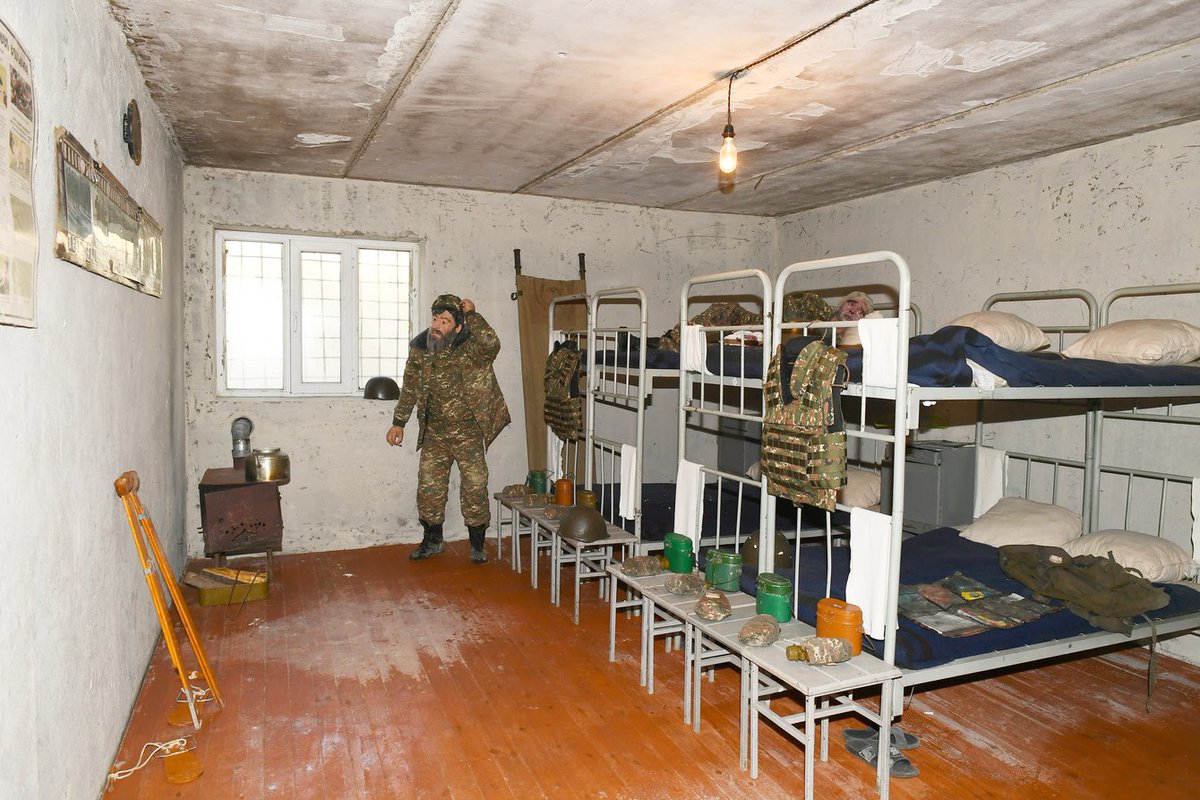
[773,251,1200,417]
[587,286,677,397]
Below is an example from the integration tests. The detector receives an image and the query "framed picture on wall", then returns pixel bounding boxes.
[53,128,163,297]
[0,19,37,328]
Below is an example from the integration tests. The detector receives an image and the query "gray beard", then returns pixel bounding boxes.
[427,328,456,354]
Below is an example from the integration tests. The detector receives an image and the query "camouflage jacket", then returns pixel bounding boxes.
[392,311,512,450]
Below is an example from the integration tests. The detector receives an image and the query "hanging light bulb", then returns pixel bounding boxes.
[718,71,739,174]
[718,124,737,174]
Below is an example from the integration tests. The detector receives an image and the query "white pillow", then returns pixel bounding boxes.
[840,467,881,508]
[945,310,1050,352]
[837,311,885,347]
[1061,319,1200,365]
[1063,529,1194,582]
[961,497,1082,547]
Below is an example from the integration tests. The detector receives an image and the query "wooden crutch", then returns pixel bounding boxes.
[115,470,223,728]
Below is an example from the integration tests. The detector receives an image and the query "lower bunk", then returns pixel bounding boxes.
[738,527,1200,679]
[591,480,840,550]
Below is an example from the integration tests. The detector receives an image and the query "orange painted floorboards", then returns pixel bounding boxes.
[105,539,1200,799]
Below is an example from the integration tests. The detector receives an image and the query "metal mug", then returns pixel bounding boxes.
[526,470,549,494]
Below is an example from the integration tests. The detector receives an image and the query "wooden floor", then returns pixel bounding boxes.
[106,537,1200,799]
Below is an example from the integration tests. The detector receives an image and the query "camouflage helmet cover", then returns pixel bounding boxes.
[782,291,834,323]
[431,293,465,326]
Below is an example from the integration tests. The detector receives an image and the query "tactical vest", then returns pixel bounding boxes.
[544,341,584,441]
[998,544,1170,635]
[761,339,848,511]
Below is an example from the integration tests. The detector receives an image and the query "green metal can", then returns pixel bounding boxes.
[705,549,743,592]
[755,572,793,622]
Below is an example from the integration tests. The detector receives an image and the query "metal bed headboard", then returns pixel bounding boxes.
[1005,450,1196,544]
[1088,281,1200,531]
[587,287,650,543]
[973,288,1100,522]
[677,268,775,565]
[773,252,913,665]
[982,288,1098,351]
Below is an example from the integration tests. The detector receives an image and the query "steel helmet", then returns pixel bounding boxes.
[741,529,794,569]
[363,376,401,400]
[558,506,609,542]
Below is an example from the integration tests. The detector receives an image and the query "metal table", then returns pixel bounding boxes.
[699,613,901,799]
[607,565,901,798]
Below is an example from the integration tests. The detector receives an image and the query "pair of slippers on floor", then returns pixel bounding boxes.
[843,726,920,778]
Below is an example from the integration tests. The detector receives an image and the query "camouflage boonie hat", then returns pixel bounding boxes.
[431,293,464,324]
[782,291,834,323]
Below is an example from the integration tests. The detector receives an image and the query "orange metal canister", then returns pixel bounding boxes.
[554,477,574,506]
[816,597,863,656]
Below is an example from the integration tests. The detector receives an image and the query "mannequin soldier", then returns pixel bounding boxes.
[386,294,510,563]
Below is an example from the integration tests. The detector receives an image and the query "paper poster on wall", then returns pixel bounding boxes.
[0,19,37,328]
[54,128,163,297]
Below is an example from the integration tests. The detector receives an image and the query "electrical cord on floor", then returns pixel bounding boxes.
[174,684,213,704]
[106,736,195,789]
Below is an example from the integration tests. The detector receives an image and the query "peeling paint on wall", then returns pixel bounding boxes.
[295,132,353,146]
[367,0,445,89]
[883,39,1045,78]
[948,40,1047,73]
[785,102,835,120]
[824,0,943,56]
[264,14,345,41]
[882,42,954,77]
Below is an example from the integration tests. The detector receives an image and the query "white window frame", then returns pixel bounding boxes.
[215,229,420,397]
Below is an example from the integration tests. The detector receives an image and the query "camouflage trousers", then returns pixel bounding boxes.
[417,427,490,528]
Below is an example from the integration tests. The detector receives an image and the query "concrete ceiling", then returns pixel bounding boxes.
[109,0,1200,216]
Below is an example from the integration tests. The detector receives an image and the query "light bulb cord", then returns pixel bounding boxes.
[726,72,735,127]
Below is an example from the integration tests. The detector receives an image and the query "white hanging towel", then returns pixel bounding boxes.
[1191,477,1200,563]
[859,318,901,388]
[673,459,705,549]
[680,324,713,375]
[845,507,894,641]
[973,446,1007,520]
[619,444,638,519]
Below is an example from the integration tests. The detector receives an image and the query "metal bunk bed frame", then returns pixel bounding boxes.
[772,252,1200,696]
[677,268,776,567]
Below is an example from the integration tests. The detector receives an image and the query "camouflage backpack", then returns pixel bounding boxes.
[544,341,584,441]
[761,339,848,511]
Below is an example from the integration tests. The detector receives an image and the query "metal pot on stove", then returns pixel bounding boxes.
[246,448,291,483]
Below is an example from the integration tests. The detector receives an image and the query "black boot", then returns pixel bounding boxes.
[468,525,488,564]
[410,519,444,560]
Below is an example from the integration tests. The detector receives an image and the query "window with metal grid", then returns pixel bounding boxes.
[216,231,418,396]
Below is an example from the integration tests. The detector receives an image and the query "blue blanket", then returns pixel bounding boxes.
[592,343,764,377]
[843,326,1200,387]
[593,481,803,542]
[739,527,1200,671]
[595,326,1200,387]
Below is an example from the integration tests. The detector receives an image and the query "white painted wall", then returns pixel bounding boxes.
[182,169,774,553]
[0,2,185,798]
[775,120,1200,664]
